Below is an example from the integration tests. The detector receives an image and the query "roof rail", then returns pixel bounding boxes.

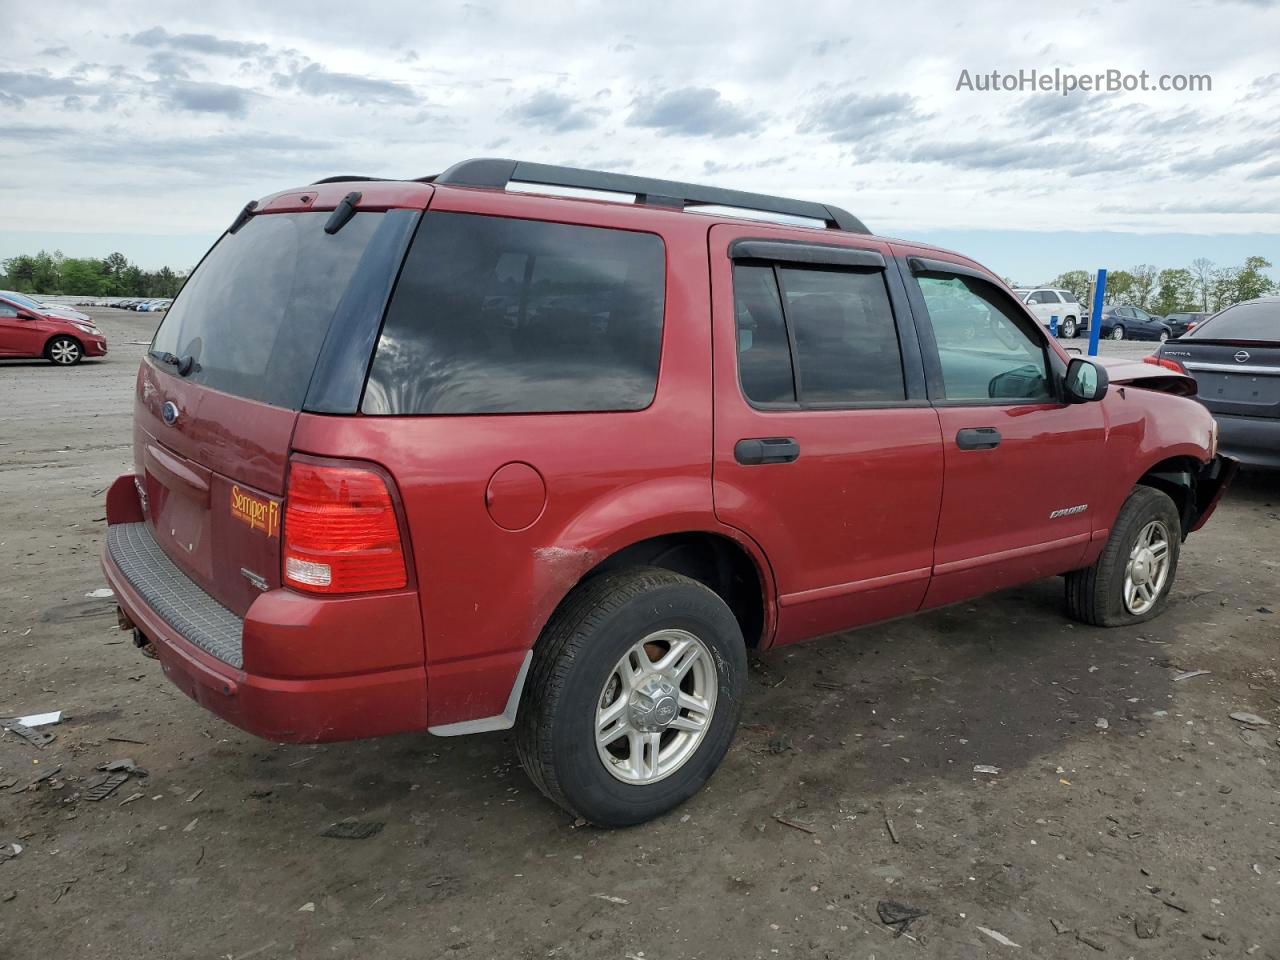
[428,158,869,234]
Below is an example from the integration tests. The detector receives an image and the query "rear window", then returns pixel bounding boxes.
[362,212,665,415]
[1188,300,1278,340]
[150,211,387,409]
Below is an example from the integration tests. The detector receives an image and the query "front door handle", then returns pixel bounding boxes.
[955,427,1001,450]
[735,437,800,465]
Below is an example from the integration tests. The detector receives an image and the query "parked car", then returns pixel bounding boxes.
[0,290,94,325]
[1164,311,1210,338]
[1013,287,1085,338]
[1099,305,1174,341]
[1154,297,1279,468]
[100,159,1233,826]
[0,293,107,364]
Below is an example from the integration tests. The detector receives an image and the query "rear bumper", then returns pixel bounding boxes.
[102,489,428,742]
[1215,414,1280,469]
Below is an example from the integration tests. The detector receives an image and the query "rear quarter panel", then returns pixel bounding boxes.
[290,192,741,726]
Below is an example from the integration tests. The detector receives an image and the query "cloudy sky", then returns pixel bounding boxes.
[3,0,1279,282]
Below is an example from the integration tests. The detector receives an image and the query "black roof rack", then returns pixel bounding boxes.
[427,158,870,234]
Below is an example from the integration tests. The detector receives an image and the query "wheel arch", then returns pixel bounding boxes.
[1134,453,1208,536]
[44,332,84,358]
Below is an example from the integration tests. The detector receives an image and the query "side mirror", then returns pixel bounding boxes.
[1064,357,1109,403]
[15,310,39,321]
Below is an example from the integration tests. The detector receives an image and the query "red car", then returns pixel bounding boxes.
[0,293,107,364]
[101,160,1234,825]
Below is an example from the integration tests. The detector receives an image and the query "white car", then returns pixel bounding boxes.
[1012,288,1085,338]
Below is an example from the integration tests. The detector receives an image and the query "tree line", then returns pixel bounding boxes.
[1036,256,1275,316]
[1,251,188,299]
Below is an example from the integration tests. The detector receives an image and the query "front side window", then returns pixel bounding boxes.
[732,262,906,406]
[363,213,665,415]
[0,302,17,318]
[916,274,1052,402]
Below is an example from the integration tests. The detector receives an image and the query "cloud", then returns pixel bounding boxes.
[1246,159,1280,179]
[1169,137,1280,174]
[145,51,196,79]
[628,87,762,137]
[128,26,268,59]
[274,62,417,105]
[800,92,917,143]
[38,45,71,57]
[506,90,597,132]
[162,80,253,116]
[0,68,97,105]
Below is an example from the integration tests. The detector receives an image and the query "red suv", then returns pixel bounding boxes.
[102,160,1233,825]
[0,293,107,364]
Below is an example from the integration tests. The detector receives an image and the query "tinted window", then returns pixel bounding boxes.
[917,274,1052,402]
[1189,300,1278,340]
[732,264,905,405]
[733,264,795,403]
[0,302,17,318]
[1029,290,1054,304]
[0,291,41,310]
[151,211,389,409]
[779,267,905,403]
[363,213,665,415]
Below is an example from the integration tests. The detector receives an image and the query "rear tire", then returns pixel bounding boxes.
[1065,487,1182,627]
[1110,325,1125,341]
[46,336,83,365]
[515,567,746,827]
[1061,318,1078,339]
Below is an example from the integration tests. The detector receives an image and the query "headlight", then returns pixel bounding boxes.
[72,322,98,334]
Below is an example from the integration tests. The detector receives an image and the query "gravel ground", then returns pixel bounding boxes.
[1,308,1277,959]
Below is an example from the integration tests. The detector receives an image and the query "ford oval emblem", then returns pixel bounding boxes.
[161,401,180,426]
[1234,350,1251,363]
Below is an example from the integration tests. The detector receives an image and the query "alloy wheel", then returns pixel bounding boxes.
[50,339,81,364]
[595,628,717,785]
[1123,519,1171,615]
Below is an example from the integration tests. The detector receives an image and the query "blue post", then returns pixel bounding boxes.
[1088,269,1107,357]
[1050,314,1058,337]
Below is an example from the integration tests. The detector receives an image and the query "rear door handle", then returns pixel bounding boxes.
[955,427,1001,451]
[735,437,800,465]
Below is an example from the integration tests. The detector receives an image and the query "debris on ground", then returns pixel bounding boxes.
[319,820,384,840]
[772,814,816,835]
[11,766,62,793]
[0,843,22,865]
[883,814,900,844]
[83,773,129,803]
[766,735,792,754]
[97,758,148,776]
[1075,931,1106,951]
[297,902,315,912]
[976,925,1021,948]
[84,588,115,599]
[1172,670,1211,682]
[14,711,62,727]
[593,894,629,905]
[185,789,203,803]
[877,899,928,937]
[1,720,56,749]
[1229,712,1271,727]
[1049,918,1072,935]
[1095,718,1110,730]
[1135,914,1161,939]
[973,764,1001,775]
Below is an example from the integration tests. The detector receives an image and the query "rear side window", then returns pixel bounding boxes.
[363,212,665,415]
[1189,300,1277,340]
[733,262,906,405]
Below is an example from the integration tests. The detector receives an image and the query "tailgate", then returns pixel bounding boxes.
[132,196,425,618]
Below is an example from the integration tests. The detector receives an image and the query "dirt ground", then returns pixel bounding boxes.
[2,308,1277,960]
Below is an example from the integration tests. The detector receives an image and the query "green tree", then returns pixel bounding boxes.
[1130,265,1158,309]
[1153,268,1195,315]
[1104,269,1135,305]
[1209,266,1238,312]
[1232,256,1276,303]
[1049,270,1091,304]
[1190,258,1215,311]
[59,258,106,295]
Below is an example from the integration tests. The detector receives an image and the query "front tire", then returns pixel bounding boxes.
[1110,325,1125,341]
[515,567,746,827]
[1065,487,1182,627]
[46,336,83,365]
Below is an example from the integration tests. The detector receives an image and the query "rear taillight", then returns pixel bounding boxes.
[283,460,407,594]
[1144,354,1186,373]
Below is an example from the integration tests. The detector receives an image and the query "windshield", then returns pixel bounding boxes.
[0,290,42,310]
